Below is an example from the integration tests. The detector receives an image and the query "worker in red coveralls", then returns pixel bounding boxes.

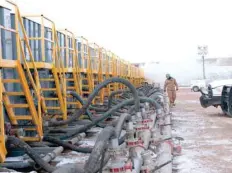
[164,74,178,107]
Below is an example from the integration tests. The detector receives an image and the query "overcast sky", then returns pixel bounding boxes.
[2,0,232,63]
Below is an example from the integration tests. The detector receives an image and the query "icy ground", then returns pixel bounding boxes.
[172,88,232,173]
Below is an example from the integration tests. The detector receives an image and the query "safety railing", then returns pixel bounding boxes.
[80,36,94,93]
[21,14,67,119]
[91,43,104,102]
[6,1,43,135]
[0,27,7,162]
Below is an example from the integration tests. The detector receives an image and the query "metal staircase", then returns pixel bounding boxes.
[1,1,43,143]
[79,37,94,99]
[59,29,82,109]
[21,15,67,120]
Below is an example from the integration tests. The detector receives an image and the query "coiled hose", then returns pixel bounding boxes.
[48,77,140,127]
[107,89,145,109]
[68,92,95,121]
[58,97,161,139]
[89,89,143,112]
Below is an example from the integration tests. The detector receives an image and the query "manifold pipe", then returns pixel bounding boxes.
[65,133,86,144]
[58,97,161,139]
[7,136,55,172]
[47,77,140,127]
[130,130,152,173]
[154,142,172,173]
[34,146,63,170]
[130,147,144,173]
[84,126,115,173]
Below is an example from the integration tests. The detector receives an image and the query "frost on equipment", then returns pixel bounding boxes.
[0,1,179,173]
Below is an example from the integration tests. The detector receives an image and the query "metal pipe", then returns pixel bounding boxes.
[65,133,86,144]
[34,146,64,170]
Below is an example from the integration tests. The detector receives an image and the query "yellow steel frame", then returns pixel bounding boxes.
[105,50,111,95]
[1,0,43,142]
[90,43,104,103]
[59,29,82,107]
[21,15,67,120]
[0,1,146,162]
[0,27,7,162]
[112,53,119,91]
[79,37,94,97]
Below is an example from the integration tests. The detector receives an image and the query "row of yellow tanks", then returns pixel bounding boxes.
[0,1,145,162]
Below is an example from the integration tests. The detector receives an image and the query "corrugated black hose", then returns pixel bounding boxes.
[7,136,55,172]
[47,77,140,127]
[58,97,161,140]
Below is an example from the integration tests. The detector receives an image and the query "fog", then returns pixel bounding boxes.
[144,60,232,87]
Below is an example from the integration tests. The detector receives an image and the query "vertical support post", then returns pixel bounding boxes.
[202,55,206,79]
[41,17,45,62]
[14,9,21,61]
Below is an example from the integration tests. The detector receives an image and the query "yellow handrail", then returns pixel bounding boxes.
[6,1,43,133]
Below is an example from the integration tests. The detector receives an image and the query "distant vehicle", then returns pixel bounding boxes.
[190,80,208,92]
[199,79,232,109]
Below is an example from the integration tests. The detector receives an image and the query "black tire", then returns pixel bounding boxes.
[192,86,199,92]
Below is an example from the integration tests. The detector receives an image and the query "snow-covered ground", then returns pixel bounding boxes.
[171,88,232,173]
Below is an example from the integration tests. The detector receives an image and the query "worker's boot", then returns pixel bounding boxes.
[170,102,173,108]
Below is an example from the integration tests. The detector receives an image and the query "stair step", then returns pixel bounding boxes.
[2,79,20,83]
[40,78,55,81]
[82,91,90,94]
[14,116,32,120]
[82,85,89,87]
[66,95,74,98]
[44,97,59,101]
[4,92,24,96]
[46,107,61,110]
[20,137,40,142]
[46,112,63,115]
[66,79,74,81]
[24,127,36,131]
[67,87,75,90]
[41,88,56,91]
[8,104,29,108]
[67,102,79,105]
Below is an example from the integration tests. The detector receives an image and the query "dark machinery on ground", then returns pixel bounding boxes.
[199,85,221,108]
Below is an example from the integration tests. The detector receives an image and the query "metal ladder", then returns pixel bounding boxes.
[22,15,67,120]
[79,37,94,99]
[59,29,82,109]
[1,1,43,142]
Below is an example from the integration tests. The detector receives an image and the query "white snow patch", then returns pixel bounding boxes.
[173,150,215,173]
